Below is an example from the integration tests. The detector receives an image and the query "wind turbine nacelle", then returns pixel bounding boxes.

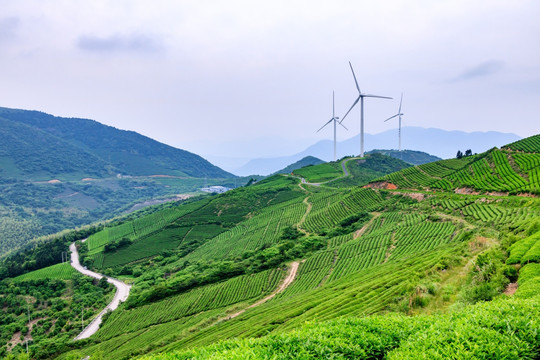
[335,117,340,119]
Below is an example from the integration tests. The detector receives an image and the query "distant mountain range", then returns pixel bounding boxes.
[231,127,521,175]
[0,107,232,181]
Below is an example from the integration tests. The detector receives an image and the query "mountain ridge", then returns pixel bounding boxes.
[0,106,233,180]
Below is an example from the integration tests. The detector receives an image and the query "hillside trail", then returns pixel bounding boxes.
[354,212,381,239]
[297,196,313,234]
[223,261,300,321]
[292,157,360,187]
[69,241,131,340]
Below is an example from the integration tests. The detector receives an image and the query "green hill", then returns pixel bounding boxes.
[0,107,232,180]
[272,156,325,175]
[0,107,237,259]
[1,134,539,359]
[368,149,442,165]
[370,136,540,195]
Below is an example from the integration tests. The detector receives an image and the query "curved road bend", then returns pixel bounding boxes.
[69,242,131,340]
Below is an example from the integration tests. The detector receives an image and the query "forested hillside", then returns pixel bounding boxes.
[0,107,237,258]
[1,135,539,359]
[367,149,441,165]
[0,107,232,180]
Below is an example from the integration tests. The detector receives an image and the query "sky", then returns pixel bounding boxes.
[0,0,539,159]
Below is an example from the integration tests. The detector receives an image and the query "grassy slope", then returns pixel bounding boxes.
[20,136,540,359]
[273,156,325,175]
[373,134,540,194]
[129,137,540,360]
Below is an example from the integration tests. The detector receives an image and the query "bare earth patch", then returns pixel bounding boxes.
[401,192,426,201]
[504,283,518,296]
[364,181,398,190]
[454,188,480,195]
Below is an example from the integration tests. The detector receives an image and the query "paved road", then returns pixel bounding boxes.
[69,242,131,340]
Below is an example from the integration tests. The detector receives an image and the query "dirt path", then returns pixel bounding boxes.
[297,196,313,232]
[69,242,131,340]
[224,261,300,320]
[318,250,338,287]
[292,157,361,187]
[383,232,397,263]
[354,212,380,239]
[504,282,518,296]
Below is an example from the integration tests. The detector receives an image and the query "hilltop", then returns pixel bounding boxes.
[367,149,441,165]
[272,156,324,175]
[0,107,232,180]
[0,134,538,359]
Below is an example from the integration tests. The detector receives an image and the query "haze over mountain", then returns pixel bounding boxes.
[229,127,520,175]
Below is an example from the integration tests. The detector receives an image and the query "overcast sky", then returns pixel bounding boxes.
[0,1,539,158]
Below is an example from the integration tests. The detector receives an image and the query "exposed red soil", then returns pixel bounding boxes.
[364,181,398,190]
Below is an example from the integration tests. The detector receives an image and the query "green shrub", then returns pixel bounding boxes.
[503,265,518,282]
[521,239,540,264]
[506,233,540,264]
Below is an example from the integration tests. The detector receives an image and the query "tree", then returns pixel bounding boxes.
[456,150,463,159]
[465,149,472,157]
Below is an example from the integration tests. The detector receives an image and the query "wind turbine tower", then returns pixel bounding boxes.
[384,93,405,151]
[340,62,392,157]
[317,91,348,161]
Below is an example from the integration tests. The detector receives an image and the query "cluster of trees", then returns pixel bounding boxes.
[0,226,100,279]
[0,275,113,359]
[456,149,473,159]
[103,237,132,253]
[321,212,372,237]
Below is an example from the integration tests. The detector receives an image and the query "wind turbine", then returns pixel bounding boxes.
[317,91,348,161]
[384,93,404,151]
[340,62,392,157]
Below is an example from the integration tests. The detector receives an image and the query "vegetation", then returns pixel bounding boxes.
[0,106,240,258]
[0,274,114,359]
[0,107,233,179]
[368,149,441,165]
[374,142,540,195]
[272,156,324,175]
[2,133,539,359]
[292,162,343,183]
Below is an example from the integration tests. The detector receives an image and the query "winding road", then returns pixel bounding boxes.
[69,242,131,340]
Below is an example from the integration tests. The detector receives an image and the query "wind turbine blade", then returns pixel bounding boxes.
[398,93,403,113]
[339,121,348,131]
[384,113,399,122]
[349,61,361,93]
[316,118,334,133]
[363,94,393,99]
[339,96,360,123]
